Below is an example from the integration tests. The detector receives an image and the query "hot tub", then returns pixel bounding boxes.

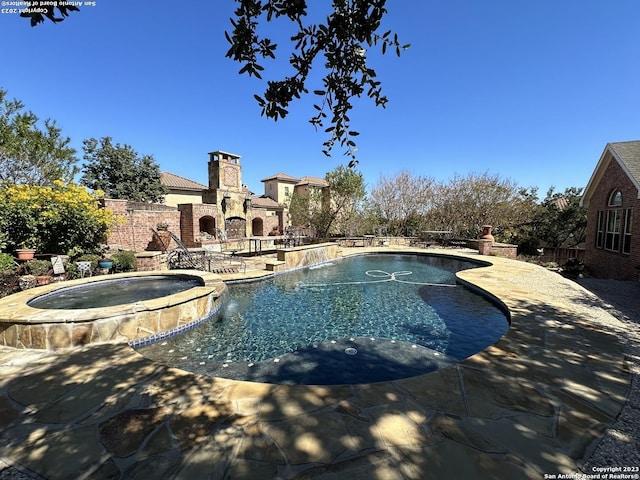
[0,270,225,349]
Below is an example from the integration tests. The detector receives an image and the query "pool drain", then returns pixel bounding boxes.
[344,347,358,356]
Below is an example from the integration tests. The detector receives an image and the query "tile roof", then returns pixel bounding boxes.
[161,172,208,191]
[250,195,283,209]
[260,172,300,183]
[297,176,329,187]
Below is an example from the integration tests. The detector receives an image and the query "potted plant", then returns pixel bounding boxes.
[98,258,114,270]
[15,240,37,260]
[154,224,171,251]
[24,259,52,285]
[0,253,18,275]
[97,245,114,270]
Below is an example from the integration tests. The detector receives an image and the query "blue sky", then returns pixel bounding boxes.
[2,1,639,197]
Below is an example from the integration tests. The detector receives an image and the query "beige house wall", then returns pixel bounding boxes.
[164,190,204,207]
[263,179,295,206]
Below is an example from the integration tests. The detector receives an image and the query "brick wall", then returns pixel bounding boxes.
[179,203,220,247]
[584,159,640,280]
[135,252,167,271]
[103,199,181,252]
[250,210,280,236]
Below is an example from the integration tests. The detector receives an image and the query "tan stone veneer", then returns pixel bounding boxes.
[277,242,339,269]
[0,270,225,349]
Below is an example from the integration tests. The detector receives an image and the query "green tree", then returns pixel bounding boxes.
[0,181,115,254]
[0,88,78,186]
[81,137,167,202]
[533,187,586,248]
[289,165,365,237]
[25,1,408,162]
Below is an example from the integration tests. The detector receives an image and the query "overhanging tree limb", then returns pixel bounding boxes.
[226,0,409,160]
[24,1,409,163]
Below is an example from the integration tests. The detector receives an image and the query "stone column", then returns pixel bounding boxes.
[478,225,494,255]
[478,239,493,255]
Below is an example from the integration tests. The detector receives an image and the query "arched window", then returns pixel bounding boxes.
[608,190,622,207]
[596,189,631,254]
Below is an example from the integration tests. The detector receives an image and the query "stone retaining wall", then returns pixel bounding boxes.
[276,242,339,269]
[468,239,518,259]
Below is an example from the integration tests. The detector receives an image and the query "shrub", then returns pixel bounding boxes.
[0,253,17,273]
[77,253,101,269]
[62,253,101,279]
[0,181,116,253]
[516,236,540,257]
[111,250,136,272]
[563,258,585,277]
[24,259,52,276]
[64,261,80,279]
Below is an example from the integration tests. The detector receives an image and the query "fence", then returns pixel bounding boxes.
[538,247,585,265]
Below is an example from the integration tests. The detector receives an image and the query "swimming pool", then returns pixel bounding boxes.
[137,254,509,384]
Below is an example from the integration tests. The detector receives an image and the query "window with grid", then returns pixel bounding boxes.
[622,208,632,255]
[597,190,632,254]
[596,211,605,249]
[605,209,621,251]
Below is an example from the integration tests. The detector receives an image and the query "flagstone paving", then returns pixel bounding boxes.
[0,248,633,479]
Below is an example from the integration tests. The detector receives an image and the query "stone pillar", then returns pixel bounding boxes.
[478,239,493,256]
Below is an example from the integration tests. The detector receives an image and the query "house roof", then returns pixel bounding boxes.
[260,172,300,183]
[250,195,283,209]
[609,141,640,185]
[551,196,569,211]
[296,175,329,187]
[161,172,208,191]
[581,140,640,207]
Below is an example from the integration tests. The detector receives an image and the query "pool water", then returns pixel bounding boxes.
[137,254,509,384]
[28,275,203,309]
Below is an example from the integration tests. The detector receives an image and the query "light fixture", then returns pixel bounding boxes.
[221,192,231,212]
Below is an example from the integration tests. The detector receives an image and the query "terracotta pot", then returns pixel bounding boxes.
[480,225,494,242]
[16,249,36,261]
[156,231,171,250]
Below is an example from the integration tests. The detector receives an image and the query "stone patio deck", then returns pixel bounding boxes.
[0,247,632,479]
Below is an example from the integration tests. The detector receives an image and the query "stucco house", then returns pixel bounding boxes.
[107,150,329,251]
[581,140,640,280]
[160,172,207,207]
[260,173,330,207]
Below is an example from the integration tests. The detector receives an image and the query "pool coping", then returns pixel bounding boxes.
[0,270,226,349]
[0,246,632,479]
